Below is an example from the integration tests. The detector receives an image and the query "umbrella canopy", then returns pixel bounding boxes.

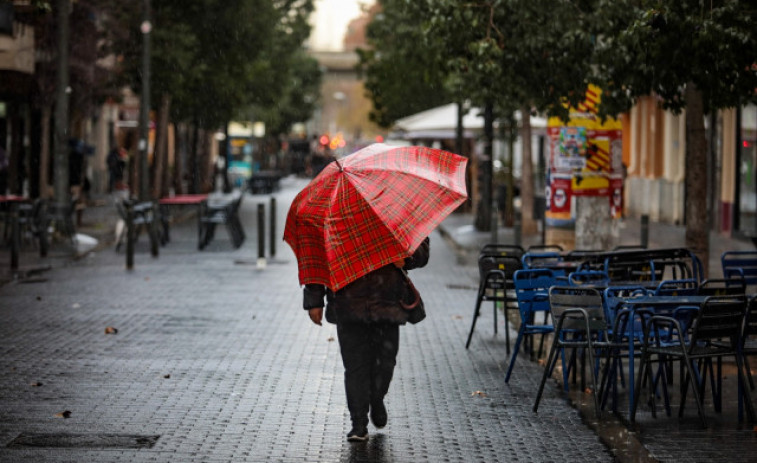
[284,143,468,291]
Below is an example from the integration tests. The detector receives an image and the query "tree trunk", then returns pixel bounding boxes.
[684,82,709,277]
[520,106,538,235]
[475,100,494,231]
[190,122,199,193]
[174,123,186,195]
[39,106,52,198]
[455,101,464,156]
[151,94,170,198]
[54,0,71,205]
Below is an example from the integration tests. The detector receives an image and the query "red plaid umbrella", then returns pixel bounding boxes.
[284,143,468,291]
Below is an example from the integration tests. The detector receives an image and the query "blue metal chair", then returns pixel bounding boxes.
[505,269,557,383]
[568,270,610,287]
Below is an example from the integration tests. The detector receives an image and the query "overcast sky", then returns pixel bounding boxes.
[308,0,366,52]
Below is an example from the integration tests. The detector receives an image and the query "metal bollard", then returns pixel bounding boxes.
[10,202,19,271]
[150,201,159,258]
[257,203,266,268]
[269,197,276,258]
[126,201,134,270]
[640,214,649,249]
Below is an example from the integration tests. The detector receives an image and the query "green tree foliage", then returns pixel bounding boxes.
[108,0,316,131]
[591,0,757,274]
[356,0,452,128]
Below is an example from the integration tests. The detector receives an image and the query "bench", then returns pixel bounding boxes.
[248,170,282,195]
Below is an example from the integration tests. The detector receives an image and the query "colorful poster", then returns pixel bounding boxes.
[545,85,624,225]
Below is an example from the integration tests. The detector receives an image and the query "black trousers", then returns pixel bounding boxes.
[336,321,400,427]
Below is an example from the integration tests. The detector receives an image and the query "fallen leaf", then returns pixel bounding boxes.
[144,277,150,281]
[327,336,335,342]
[584,388,593,395]
[30,382,43,387]
[163,374,171,379]
[537,359,546,366]
[105,326,118,334]
[54,410,71,418]
[452,315,463,320]
[471,390,487,398]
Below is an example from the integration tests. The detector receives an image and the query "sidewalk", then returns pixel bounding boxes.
[0,178,612,462]
[437,210,755,277]
[437,211,757,463]
[0,179,755,462]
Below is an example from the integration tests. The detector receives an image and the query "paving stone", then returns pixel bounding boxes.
[6,176,734,462]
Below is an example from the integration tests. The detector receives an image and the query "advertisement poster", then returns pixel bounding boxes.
[545,85,623,226]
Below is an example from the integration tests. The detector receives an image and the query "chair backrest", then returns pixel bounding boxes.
[602,285,651,325]
[479,254,521,277]
[513,268,557,317]
[697,276,747,296]
[721,251,757,286]
[527,244,564,253]
[689,296,747,347]
[522,251,563,269]
[480,243,525,259]
[653,279,698,296]
[568,270,610,287]
[548,286,606,333]
[603,248,703,283]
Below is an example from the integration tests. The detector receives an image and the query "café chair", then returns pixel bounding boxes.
[505,268,557,383]
[631,296,754,428]
[697,276,746,296]
[653,278,698,296]
[466,253,521,352]
[533,286,616,417]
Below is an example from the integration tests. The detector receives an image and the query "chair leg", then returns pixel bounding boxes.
[680,355,708,428]
[584,342,601,418]
[744,356,755,390]
[533,338,561,413]
[505,327,526,383]
[465,292,485,349]
[735,352,756,423]
[493,299,498,335]
[630,350,650,422]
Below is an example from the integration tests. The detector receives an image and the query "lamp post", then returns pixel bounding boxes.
[138,0,151,201]
[53,0,70,207]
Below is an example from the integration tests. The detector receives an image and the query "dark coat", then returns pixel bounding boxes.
[303,237,430,325]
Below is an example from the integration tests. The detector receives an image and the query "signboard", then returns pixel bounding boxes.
[545,85,623,226]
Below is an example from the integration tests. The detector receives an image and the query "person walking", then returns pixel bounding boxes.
[302,237,430,442]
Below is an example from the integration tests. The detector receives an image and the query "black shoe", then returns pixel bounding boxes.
[347,426,369,442]
[370,401,387,429]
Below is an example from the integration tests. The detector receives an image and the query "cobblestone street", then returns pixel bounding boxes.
[0,176,756,462]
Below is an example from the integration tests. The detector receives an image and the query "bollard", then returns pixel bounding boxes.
[257,203,266,268]
[126,200,134,270]
[10,202,20,271]
[269,197,276,258]
[640,214,649,249]
[149,201,159,258]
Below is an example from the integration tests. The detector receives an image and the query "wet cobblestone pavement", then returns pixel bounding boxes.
[0,176,755,462]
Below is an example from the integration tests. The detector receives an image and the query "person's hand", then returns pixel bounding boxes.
[308,307,323,326]
[393,260,405,269]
